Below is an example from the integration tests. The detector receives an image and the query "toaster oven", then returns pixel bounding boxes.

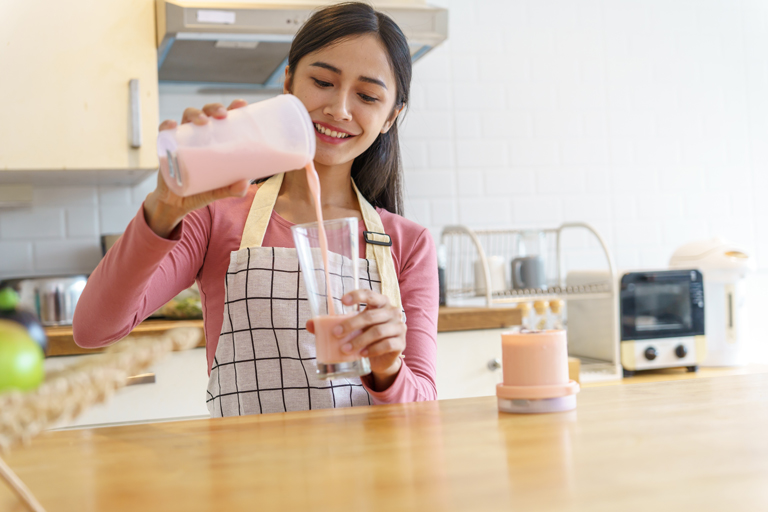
[567,269,707,377]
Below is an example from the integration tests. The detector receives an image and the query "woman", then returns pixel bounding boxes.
[73,2,438,416]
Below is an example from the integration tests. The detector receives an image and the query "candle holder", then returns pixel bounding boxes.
[496,330,580,413]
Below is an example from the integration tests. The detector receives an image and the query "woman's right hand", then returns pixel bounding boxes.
[143,99,251,238]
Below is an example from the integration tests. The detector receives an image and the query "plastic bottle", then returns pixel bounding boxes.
[518,302,533,331]
[156,94,316,197]
[549,299,565,330]
[533,300,549,330]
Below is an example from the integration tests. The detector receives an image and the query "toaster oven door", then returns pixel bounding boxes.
[620,270,705,341]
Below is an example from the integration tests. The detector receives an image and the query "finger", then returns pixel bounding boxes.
[334,305,398,339]
[341,288,391,309]
[306,319,315,335]
[342,321,406,354]
[227,99,248,110]
[205,179,251,202]
[360,337,404,359]
[181,107,208,125]
[159,119,177,131]
[202,103,228,119]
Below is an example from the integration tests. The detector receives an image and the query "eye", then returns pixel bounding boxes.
[312,78,332,88]
[358,93,378,104]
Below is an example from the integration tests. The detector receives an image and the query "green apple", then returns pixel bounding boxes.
[0,319,45,393]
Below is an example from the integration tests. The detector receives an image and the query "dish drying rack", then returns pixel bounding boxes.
[440,222,621,382]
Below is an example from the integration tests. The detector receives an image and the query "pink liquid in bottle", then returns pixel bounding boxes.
[313,313,362,363]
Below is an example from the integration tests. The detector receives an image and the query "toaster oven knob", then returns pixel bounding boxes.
[675,345,688,358]
[644,347,658,361]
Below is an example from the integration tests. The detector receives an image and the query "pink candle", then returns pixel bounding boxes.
[496,330,579,413]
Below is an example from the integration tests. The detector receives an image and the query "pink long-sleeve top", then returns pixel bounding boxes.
[72,183,439,404]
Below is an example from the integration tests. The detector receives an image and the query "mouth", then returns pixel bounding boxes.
[313,122,356,144]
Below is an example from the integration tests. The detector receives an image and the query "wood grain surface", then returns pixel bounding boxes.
[2,374,767,512]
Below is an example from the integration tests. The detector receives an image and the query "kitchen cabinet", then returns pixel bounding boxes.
[46,348,210,429]
[436,328,505,399]
[0,0,158,172]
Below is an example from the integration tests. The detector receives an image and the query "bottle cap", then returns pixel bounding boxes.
[533,300,549,315]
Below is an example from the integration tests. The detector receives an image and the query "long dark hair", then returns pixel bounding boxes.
[286,2,411,215]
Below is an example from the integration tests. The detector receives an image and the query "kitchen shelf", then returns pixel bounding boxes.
[440,222,621,383]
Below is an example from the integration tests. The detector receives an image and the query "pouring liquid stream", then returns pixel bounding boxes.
[304,162,336,316]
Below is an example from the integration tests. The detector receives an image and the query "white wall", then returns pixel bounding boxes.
[1,0,766,355]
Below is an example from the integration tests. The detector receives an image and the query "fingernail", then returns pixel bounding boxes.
[342,343,353,353]
[342,296,352,305]
[216,107,227,116]
[333,325,343,337]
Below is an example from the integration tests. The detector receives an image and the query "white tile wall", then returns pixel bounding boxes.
[1,0,766,359]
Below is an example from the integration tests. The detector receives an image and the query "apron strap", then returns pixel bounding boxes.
[239,173,284,250]
[351,180,403,312]
[238,171,402,311]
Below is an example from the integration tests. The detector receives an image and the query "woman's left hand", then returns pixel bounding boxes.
[307,289,406,390]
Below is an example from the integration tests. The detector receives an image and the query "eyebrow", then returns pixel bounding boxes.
[309,61,388,90]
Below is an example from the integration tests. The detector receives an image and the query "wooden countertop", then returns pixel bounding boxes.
[45,307,523,356]
[3,373,768,511]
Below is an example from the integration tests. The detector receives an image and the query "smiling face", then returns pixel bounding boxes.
[284,33,402,169]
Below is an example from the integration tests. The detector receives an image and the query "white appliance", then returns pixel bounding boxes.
[669,238,752,366]
[567,269,706,377]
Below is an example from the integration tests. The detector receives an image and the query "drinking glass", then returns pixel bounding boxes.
[291,217,371,379]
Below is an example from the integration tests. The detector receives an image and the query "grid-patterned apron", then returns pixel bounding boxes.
[206,172,403,417]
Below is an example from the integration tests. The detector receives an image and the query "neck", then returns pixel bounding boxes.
[276,159,361,223]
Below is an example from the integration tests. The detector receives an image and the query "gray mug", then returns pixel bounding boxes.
[511,256,546,290]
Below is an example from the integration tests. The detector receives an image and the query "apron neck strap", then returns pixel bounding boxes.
[239,171,403,310]
[238,173,284,251]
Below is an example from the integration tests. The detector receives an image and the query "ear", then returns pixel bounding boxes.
[282,65,292,94]
[381,104,404,134]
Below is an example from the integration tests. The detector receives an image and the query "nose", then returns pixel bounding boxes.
[323,89,352,122]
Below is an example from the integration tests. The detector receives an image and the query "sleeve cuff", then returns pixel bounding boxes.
[361,361,409,404]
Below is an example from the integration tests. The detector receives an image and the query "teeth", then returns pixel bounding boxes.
[314,123,349,139]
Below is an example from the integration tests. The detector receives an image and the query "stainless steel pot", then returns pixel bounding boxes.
[0,275,88,326]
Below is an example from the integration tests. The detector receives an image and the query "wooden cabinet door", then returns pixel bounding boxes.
[0,0,158,171]
[436,329,506,400]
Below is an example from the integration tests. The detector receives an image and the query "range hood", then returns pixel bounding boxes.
[156,0,448,90]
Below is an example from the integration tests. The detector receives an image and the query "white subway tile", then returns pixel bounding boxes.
[401,112,453,139]
[657,111,704,139]
[633,139,683,166]
[33,239,102,274]
[0,241,33,276]
[562,139,609,165]
[424,83,453,111]
[557,82,607,110]
[509,140,560,166]
[456,141,508,168]
[402,199,431,226]
[684,193,730,219]
[98,186,131,207]
[564,196,611,222]
[507,83,557,110]
[659,166,705,192]
[586,170,610,194]
[531,58,580,85]
[582,112,608,138]
[533,111,583,138]
[614,222,661,247]
[527,0,579,30]
[483,111,534,139]
[99,205,140,234]
[457,170,485,197]
[404,170,455,198]
[663,221,711,247]
[483,170,535,197]
[454,112,482,139]
[511,197,563,226]
[639,246,672,268]
[612,167,658,192]
[33,187,97,207]
[0,209,65,239]
[710,218,756,249]
[682,139,728,166]
[427,141,456,168]
[431,199,459,226]
[536,169,586,195]
[479,54,529,82]
[503,29,556,58]
[131,172,159,205]
[66,208,99,238]
[449,54,480,84]
[608,111,656,138]
[609,139,635,165]
[612,195,637,221]
[400,140,429,170]
[614,248,640,269]
[458,197,510,226]
[454,84,505,110]
[636,195,683,220]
